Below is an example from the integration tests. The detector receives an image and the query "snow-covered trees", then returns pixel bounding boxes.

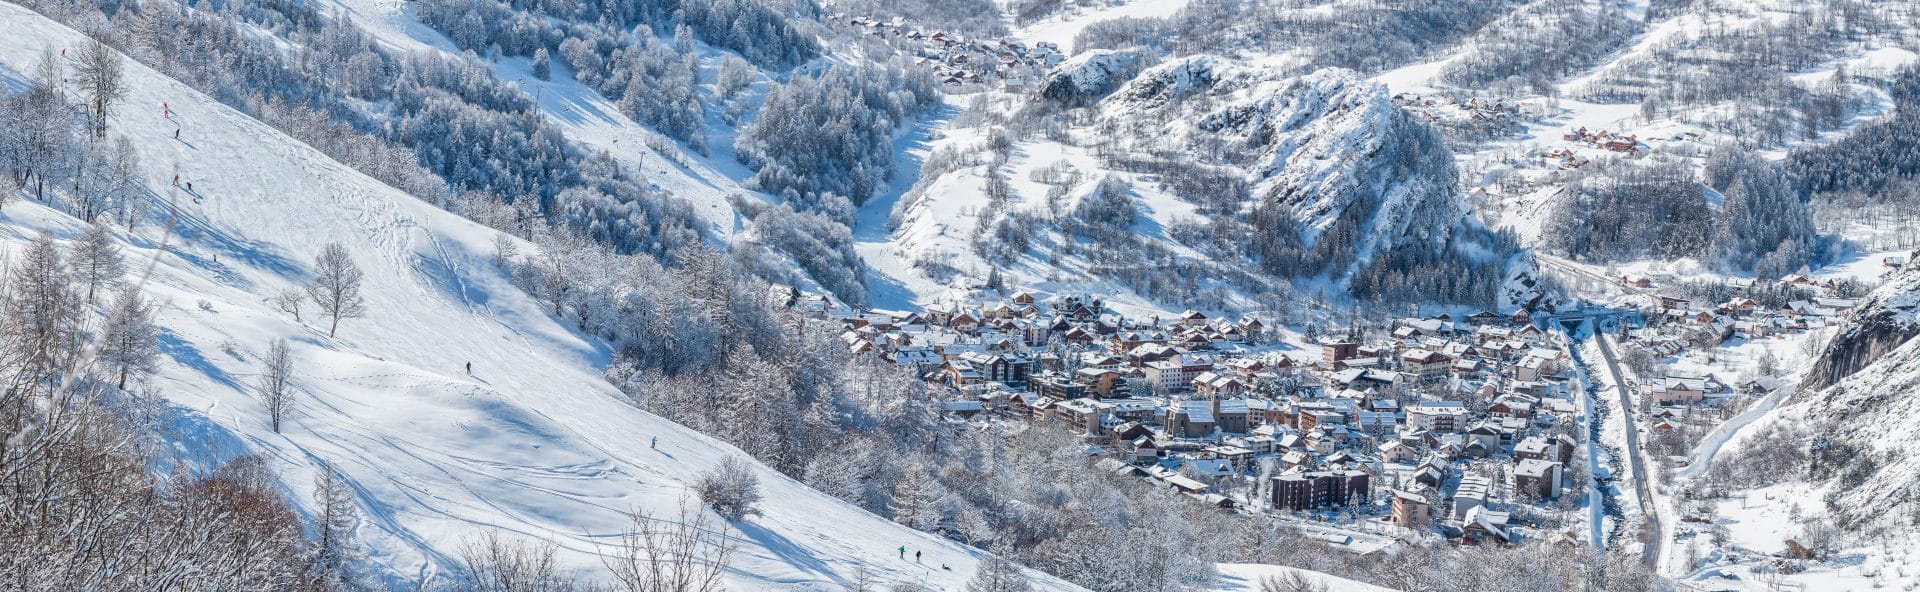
[456,533,579,592]
[604,503,734,592]
[98,286,158,389]
[1439,0,1641,93]
[746,202,870,305]
[1789,67,1920,204]
[965,557,1032,592]
[716,55,754,101]
[311,460,363,586]
[888,463,952,533]
[1709,154,1820,278]
[0,232,317,589]
[3,234,85,388]
[530,47,551,81]
[1543,159,1712,262]
[74,38,125,139]
[695,456,762,519]
[259,338,295,433]
[72,222,124,302]
[0,52,82,203]
[735,63,940,212]
[308,243,368,337]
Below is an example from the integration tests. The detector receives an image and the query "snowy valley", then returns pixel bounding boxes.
[1,0,1920,591]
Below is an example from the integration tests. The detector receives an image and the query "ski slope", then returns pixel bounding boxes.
[0,3,1078,589]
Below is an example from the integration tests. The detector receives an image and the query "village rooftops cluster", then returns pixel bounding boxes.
[781,287,1595,547]
[825,13,1062,90]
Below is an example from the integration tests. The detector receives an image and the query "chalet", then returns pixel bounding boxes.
[1129,436,1160,464]
[949,311,980,333]
[1488,394,1536,419]
[1178,310,1209,327]
[1513,435,1574,464]
[1515,459,1563,499]
[941,359,981,386]
[1453,474,1491,520]
[1461,506,1512,545]
[1298,410,1345,433]
[1390,489,1431,530]
[1353,410,1400,434]
[1466,311,1503,325]
[1163,474,1209,495]
[1465,422,1502,454]
[1204,444,1257,472]
[1400,349,1454,384]
[1410,464,1445,489]
[1192,371,1250,397]
[1509,309,1532,325]
[1380,440,1417,463]
[945,400,985,419]
[1648,376,1708,404]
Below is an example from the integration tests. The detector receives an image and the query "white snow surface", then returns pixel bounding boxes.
[1214,564,1399,592]
[0,3,1078,589]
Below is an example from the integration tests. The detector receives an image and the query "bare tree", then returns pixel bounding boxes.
[694,456,762,519]
[312,460,361,586]
[602,502,735,592]
[74,38,125,139]
[307,242,367,337]
[108,136,143,231]
[455,532,579,592]
[1259,570,1329,592]
[73,221,123,302]
[492,232,518,268]
[258,338,294,432]
[271,287,305,322]
[2,233,84,393]
[98,286,158,389]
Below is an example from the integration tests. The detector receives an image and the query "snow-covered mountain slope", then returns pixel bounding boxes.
[1037,47,1154,107]
[1112,61,1466,265]
[868,53,1524,314]
[1804,250,1920,389]
[1789,313,1920,532]
[0,3,1075,589]
[320,0,758,241]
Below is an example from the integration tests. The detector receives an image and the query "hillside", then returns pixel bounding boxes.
[1804,250,1920,389]
[0,3,1075,588]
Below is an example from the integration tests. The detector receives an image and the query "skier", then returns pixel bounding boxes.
[186,181,192,192]
[465,361,471,375]
[171,174,178,187]
[174,128,179,140]
[897,546,905,559]
[650,436,657,449]
[915,551,921,563]
[163,102,169,119]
